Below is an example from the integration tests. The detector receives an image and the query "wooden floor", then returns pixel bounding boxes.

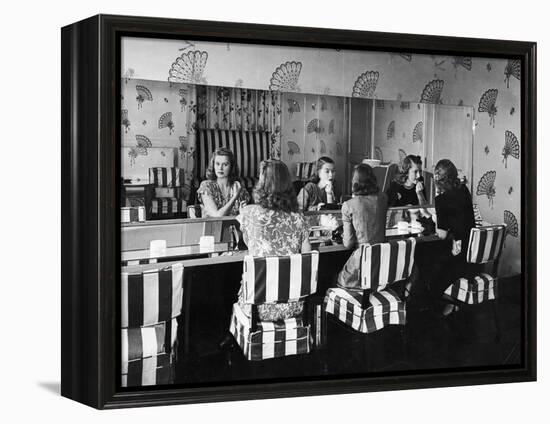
[172,275,522,386]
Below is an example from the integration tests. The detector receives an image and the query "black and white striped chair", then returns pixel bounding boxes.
[120,263,184,387]
[443,225,506,305]
[229,251,319,361]
[323,238,416,337]
[148,167,188,220]
[196,129,271,191]
[442,225,506,341]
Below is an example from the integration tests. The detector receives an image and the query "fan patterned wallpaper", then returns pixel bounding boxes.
[121,37,521,276]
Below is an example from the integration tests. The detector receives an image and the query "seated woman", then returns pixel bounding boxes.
[237,160,311,321]
[337,164,388,289]
[197,148,250,217]
[297,156,341,211]
[386,155,427,207]
[429,159,476,315]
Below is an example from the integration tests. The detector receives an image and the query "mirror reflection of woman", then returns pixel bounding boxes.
[297,156,341,211]
[197,148,250,217]
[386,155,427,207]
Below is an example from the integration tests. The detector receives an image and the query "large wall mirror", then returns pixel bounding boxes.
[121,81,474,220]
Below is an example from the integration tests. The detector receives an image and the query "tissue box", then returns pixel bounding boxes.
[121,206,145,223]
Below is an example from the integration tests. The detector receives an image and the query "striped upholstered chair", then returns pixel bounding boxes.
[147,167,188,220]
[229,251,319,361]
[443,225,506,305]
[196,129,271,191]
[323,238,416,338]
[120,263,184,387]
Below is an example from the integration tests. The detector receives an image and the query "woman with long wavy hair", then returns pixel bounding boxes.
[430,159,477,315]
[297,156,341,211]
[197,147,250,217]
[236,160,311,320]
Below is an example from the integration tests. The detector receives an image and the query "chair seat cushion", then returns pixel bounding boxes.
[324,288,406,334]
[229,303,311,361]
[121,352,175,387]
[121,318,178,362]
[444,273,497,304]
[150,198,187,217]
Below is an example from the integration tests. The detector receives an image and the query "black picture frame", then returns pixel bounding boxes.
[61,14,537,409]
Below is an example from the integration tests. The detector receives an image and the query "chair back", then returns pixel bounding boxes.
[466,224,507,264]
[360,237,416,292]
[149,167,185,188]
[121,263,184,328]
[296,161,316,180]
[241,251,319,305]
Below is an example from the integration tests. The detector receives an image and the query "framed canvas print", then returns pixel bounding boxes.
[61,14,536,409]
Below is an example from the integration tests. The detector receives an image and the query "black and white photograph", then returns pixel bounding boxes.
[119,34,526,388]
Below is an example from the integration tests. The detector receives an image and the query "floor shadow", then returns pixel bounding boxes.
[37,381,60,395]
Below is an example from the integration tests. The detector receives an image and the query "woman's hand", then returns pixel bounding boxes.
[231,181,242,199]
[452,240,462,256]
[316,202,326,211]
[415,180,424,194]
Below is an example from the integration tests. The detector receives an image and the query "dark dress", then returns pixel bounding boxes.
[386,180,423,207]
[430,184,477,296]
[297,181,341,211]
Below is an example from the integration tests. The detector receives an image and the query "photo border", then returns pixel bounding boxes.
[61,14,536,409]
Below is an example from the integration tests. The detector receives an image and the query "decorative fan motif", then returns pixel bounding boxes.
[452,56,472,71]
[413,121,423,143]
[476,170,496,208]
[158,112,175,134]
[123,68,135,83]
[374,147,383,161]
[121,109,130,133]
[287,98,300,117]
[168,51,208,84]
[352,70,380,98]
[397,53,412,62]
[387,121,395,140]
[269,61,302,91]
[336,142,343,156]
[135,85,153,109]
[420,79,444,104]
[320,97,328,111]
[287,141,300,156]
[320,140,327,154]
[478,89,498,127]
[502,130,520,168]
[307,118,323,134]
[328,119,335,135]
[135,134,152,150]
[398,149,407,170]
[504,210,519,238]
[504,59,521,88]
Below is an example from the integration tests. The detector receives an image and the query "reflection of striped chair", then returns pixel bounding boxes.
[293,161,316,195]
[323,238,416,337]
[148,167,188,220]
[443,225,506,339]
[120,264,184,387]
[229,252,319,361]
[196,129,271,191]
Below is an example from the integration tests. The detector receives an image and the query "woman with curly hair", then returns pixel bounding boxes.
[386,154,427,207]
[236,160,311,320]
[430,159,476,315]
[197,148,250,217]
[297,156,341,211]
[337,164,388,289]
